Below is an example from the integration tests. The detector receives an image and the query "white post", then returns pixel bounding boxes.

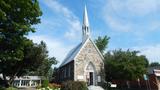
[29,80,32,87]
[40,79,41,86]
[19,80,21,87]
[137,78,141,88]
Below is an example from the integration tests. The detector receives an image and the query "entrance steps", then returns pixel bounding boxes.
[88,85,104,90]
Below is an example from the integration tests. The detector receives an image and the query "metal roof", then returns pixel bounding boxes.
[59,38,104,67]
[60,43,83,67]
[14,76,41,80]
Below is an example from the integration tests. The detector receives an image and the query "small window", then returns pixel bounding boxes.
[61,69,64,79]
[157,76,160,80]
[68,65,70,77]
[64,67,66,78]
[85,26,87,30]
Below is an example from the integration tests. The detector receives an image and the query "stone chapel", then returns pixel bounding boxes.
[55,6,104,86]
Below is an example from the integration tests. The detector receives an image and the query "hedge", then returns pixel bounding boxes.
[62,81,88,90]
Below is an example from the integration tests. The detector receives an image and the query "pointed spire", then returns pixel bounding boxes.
[82,5,90,42]
[83,5,89,27]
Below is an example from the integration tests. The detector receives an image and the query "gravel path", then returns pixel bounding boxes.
[88,85,104,90]
[18,87,36,90]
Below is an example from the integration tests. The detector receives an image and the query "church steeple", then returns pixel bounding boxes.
[82,5,90,42]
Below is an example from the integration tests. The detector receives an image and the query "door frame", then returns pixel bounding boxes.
[84,62,96,85]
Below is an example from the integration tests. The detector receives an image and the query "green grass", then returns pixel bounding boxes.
[6,87,17,90]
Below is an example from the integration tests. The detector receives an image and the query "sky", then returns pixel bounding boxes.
[29,0,160,66]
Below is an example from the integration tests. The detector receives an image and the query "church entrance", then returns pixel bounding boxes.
[85,62,96,85]
[89,72,93,85]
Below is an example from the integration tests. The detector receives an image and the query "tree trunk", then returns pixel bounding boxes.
[2,73,9,87]
[8,76,16,86]
[2,63,22,87]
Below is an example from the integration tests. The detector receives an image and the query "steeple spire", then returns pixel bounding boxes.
[82,5,90,42]
[83,5,89,27]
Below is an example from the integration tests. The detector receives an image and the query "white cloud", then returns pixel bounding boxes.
[35,18,61,31]
[108,0,160,16]
[132,44,160,63]
[102,0,160,33]
[104,15,131,32]
[42,0,81,40]
[28,35,73,66]
[126,0,159,16]
[106,0,160,16]
[65,19,81,40]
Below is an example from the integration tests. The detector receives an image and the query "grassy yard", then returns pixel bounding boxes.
[6,87,17,90]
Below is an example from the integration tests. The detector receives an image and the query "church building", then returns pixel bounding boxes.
[55,6,104,86]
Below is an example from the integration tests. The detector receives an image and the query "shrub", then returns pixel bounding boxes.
[0,87,5,90]
[49,83,61,89]
[42,79,49,88]
[99,82,109,90]
[36,85,41,89]
[62,81,88,90]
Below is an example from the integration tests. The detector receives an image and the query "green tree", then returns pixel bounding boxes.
[0,40,57,86]
[35,57,57,78]
[28,58,57,79]
[26,41,57,79]
[0,0,42,87]
[0,38,32,86]
[149,62,160,67]
[104,49,149,81]
[27,42,57,79]
[95,35,110,54]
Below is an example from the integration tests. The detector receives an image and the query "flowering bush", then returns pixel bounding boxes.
[36,83,61,90]
[49,83,61,89]
[61,81,87,90]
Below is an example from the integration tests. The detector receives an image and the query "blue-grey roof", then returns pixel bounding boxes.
[60,43,83,67]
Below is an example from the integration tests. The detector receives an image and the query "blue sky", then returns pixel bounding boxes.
[29,0,160,66]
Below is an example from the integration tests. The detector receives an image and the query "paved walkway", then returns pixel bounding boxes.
[88,85,104,90]
[18,86,104,90]
[18,87,36,90]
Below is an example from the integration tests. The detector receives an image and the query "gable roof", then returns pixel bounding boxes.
[59,38,104,67]
[59,43,83,67]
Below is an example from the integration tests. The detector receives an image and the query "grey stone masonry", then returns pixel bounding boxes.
[74,39,104,82]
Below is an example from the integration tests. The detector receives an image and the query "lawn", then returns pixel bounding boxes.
[6,87,17,90]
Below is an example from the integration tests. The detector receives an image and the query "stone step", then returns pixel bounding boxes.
[88,85,104,90]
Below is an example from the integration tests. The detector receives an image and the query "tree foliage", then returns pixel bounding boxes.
[0,0,42,32]
[24,41,57,77]
[0,0,43,86]
[95,35,110,54]
[27,42,57,78]
[0,40,57,86]
[0,0,42,62]
[104,49,149,81]
[149,62,160,67]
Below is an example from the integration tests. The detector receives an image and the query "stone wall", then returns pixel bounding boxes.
[74,39,104,84]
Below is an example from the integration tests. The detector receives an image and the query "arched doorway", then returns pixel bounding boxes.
[85,62,96,85]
